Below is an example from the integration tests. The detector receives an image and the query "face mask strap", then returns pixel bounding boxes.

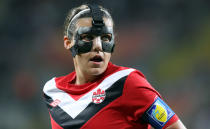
[87,4,104,27]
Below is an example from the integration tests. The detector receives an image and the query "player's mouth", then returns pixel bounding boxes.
[89,55,103,63]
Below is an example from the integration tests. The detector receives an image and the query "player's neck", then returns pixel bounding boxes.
[75,72,97,85]
[73,61,99,85]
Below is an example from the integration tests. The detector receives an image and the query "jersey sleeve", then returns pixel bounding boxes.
[122,70,179,129]
[42,78,64,129]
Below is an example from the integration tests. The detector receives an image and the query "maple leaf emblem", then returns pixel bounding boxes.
[92,88,106,104]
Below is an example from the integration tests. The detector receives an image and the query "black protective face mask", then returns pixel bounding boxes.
[69,4,115,57]
[70,26,115,57]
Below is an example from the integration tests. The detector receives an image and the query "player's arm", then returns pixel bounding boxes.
[124,71,186,129]
[150,120,186,129]
[165,120,186,129]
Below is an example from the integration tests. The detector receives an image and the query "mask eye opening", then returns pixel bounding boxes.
[79,34,95,42]
[101,34,112,42]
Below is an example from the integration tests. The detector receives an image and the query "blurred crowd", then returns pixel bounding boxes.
[0,0,210,129]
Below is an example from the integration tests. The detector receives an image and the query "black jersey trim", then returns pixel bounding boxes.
[43,76,127,129]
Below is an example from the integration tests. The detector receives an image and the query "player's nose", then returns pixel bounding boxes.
[92,36,102,52]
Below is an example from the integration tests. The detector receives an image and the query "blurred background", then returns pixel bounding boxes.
[0,0,210,128]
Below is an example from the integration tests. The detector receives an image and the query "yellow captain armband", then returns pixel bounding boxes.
[142,97,175,129]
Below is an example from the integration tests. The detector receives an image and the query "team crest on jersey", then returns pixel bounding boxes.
[92,88,106,104]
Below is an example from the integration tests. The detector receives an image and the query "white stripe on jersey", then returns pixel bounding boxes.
[43,68,135,119]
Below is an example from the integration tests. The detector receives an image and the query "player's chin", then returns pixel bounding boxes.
[88,67,106,76]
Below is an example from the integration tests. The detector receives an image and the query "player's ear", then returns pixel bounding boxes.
[64,36,73,49]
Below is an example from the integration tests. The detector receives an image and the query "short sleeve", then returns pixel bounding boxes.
[121,70,179,128]
[42,78,64,129]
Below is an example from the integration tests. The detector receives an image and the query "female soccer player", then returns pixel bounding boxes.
[43,4,186,129]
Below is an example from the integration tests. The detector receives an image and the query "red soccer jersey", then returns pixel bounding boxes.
[43,62,178,129]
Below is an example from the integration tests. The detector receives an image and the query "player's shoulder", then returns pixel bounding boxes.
[43,72,75,92]
[120,66,158,93]
[127,69,148,84]
[43,77,56,93]
[118,65,147,83]
[128,68,146,78]
[110,63,147,84]
[111,63,144,75]
[110,63,142,75]
[112,63,154,89]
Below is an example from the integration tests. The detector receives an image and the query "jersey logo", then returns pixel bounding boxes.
[144,97,175,129]
[92,88,106,104]
[50,99,61,107]
[152,104,167,122]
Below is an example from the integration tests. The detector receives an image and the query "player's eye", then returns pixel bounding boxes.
[80,34,94,42]
[101,34,112,42]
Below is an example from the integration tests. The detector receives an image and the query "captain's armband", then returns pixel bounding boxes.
[142,97,175,129]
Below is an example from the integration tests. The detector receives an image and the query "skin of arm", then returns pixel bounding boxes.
[150,120,186,129]
[165,120,187,129]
